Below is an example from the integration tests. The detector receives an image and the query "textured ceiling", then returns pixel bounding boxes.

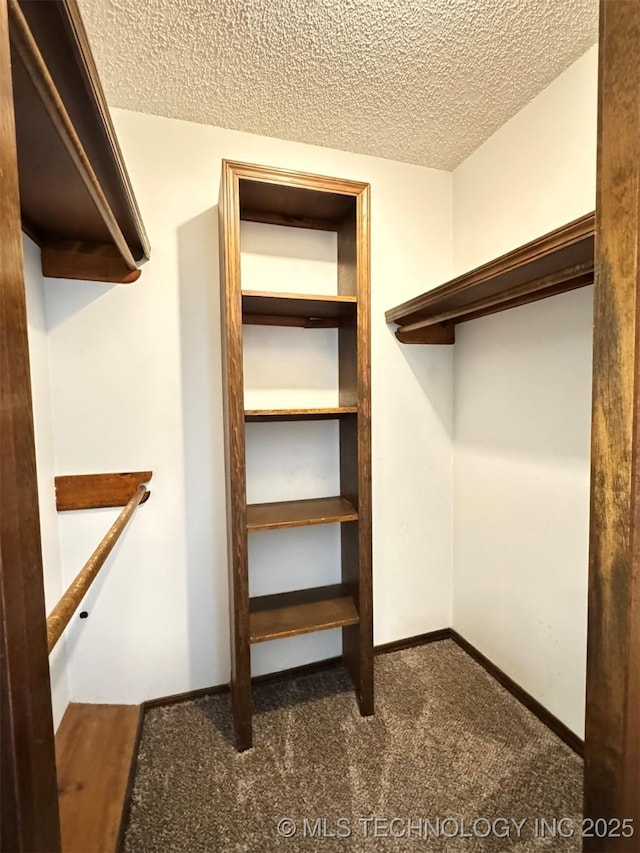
[77,0,598,171]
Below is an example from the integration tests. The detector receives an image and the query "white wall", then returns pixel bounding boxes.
[24,236,70,730]
[452,46,598,735]
[44,113,454,703]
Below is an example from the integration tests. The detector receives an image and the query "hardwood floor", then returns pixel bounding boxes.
[55,703,141,853]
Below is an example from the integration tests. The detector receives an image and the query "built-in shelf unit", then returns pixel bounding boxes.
[218,160,373,751]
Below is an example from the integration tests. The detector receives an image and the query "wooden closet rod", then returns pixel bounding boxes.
[47,484,148,653]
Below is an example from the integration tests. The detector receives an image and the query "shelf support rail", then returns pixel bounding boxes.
[46,483,148,653]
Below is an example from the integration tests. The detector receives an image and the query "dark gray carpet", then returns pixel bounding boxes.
[123,641,583,852]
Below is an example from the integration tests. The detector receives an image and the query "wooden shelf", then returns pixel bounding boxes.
[249,584,359,643]
[246,496,358,531]
[56,703,141,853]
[242,290,356,328]
[386,212,595,344]
[245,407,357,422]
[236,162,364,231]
[9,0,149,282]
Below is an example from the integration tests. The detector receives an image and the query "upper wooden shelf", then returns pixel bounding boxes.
[231,160,364,231]
[242,290,356,328]
[386,212,595,344]
[9,0,149,283]
[246,496,358,531]
[245,407,358,422]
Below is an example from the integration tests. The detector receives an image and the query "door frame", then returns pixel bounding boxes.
[583,1,640,848]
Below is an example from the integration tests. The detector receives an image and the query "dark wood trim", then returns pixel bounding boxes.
[252,657,344,684]
[142,658,346,711]
[449,630,583,757]
[55,472,152,511]
[386,212,594,343]
[374,628,452,654]
[584,1,640,846]
[137,627,583,761]
[0,0,61,846]
[143,683,230,711]
[219,159,252,751]
[140,631,452,712]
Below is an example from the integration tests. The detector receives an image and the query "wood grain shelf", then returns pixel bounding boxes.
[386,212,595,344]
[242,290,356,328]
[10,0,149,282]
[55,703,141,853]
[247,496,358,531]
[236,162,363,231]
[245,407,357,422]
[249,584,359,643]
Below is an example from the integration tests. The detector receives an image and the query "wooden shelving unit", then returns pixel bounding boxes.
[386,212,594,344]
[219,160,373,750]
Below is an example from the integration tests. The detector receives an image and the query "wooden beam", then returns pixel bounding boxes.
[0,0,60,848]
[55,471,152,511]
[584,1,640,848]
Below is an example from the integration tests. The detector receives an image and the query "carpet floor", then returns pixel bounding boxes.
[123,641,583,852]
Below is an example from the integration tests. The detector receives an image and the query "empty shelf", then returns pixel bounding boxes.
[246,496,358,531]
[245,407,357,422]
[249,584,359,643]
[242,290,356,327]
[238,174,360,230]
